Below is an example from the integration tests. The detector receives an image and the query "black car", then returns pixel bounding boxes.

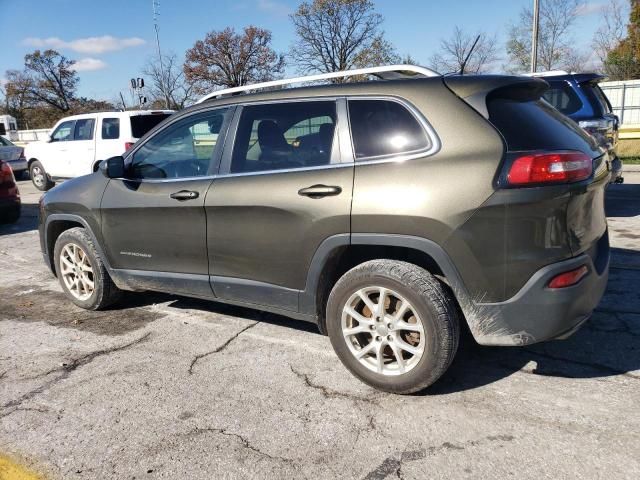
[538,72,622,183]
[38,66,610,393]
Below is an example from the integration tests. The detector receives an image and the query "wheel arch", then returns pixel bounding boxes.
[44,214,110,275]
[303,234,473,335]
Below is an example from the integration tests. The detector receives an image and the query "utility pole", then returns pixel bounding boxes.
[531,0,540,73]
[153,0,169,108]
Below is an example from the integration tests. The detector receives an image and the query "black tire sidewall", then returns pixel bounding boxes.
[54,229,105,310]
[327,268,450,394]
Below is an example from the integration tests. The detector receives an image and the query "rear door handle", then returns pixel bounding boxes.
[298,184,342,199]
[170,190,199,201]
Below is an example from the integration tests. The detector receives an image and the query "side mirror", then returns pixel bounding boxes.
[99,156,125,178]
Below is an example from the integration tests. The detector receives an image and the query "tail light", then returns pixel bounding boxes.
[548,265,588,288]
[124,142,135,151]
[0,161,16,184]
[507,151,592,186]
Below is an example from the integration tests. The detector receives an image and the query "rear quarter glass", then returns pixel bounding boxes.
[130,114,172,139]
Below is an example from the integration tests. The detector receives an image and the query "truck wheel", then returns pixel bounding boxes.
[53,227,122,310]
[326,260,460,394]
[30,160,54,191]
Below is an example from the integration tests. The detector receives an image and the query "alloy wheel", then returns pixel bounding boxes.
[341,286,425,376]
[59,243,95,301]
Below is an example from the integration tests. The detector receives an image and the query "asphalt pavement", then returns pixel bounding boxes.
[0,174,639,479]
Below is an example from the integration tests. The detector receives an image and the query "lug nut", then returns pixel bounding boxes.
[387,323,392,329]
[370,325,375,330]
[376,336,381,342]
[387,335,392,341]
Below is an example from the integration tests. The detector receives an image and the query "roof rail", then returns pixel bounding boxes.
[522,70,570,78]
[196,64,440,104]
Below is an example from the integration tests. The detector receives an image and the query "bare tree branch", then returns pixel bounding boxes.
[143,53,196,109]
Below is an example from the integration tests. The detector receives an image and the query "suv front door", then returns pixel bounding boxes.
[99,107,233,298]
[206,99,353,312]
[46,120,75,177]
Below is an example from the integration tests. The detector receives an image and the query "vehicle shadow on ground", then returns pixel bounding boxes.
[0,204,39,235]
[605,183,640,217]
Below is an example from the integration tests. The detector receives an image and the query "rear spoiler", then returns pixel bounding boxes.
[572,73,607,84]
[443,75,549,119]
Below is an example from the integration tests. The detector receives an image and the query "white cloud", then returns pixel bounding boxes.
[23,35,146,54]
[575,2,605,16]
[72,58,108,72]
[257,0,291,16]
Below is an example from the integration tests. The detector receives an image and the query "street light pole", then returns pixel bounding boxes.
[531,0,540,73]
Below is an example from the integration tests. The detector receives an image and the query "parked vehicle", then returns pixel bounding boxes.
[0,136,27,179]
[0,159,21,224]
[528,71,622,184]
[25,110,173,191]
[38,65,610,393]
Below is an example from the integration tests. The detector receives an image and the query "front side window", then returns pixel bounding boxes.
[348,100,430,159]
[51,121,75,142]
[74,119,95,141]
[230,101,337,174]
[102,118,120,139]
[129,108,229,179]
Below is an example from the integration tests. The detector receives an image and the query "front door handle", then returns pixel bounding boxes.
[170,190,199,201]
[298,184,342,199]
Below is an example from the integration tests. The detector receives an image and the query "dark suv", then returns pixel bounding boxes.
[39,69,610,394]
[539,72,622,183]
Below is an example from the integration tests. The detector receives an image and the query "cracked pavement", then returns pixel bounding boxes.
[1,176,639,479]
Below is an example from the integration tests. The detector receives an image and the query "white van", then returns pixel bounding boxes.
[25,110,173,190]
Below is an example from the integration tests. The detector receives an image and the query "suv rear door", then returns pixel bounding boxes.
[206,99,353,311]
[99,106,233,298]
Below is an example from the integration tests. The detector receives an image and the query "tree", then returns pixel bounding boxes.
[144,53,196,109]
[290,0,398,76]
[1,70,33,126]
[428,26,498,74]
[24,49,78,111]
[505,0,585,72]
[184,26,285,94]
[604,0,640,80]
[593,0,629,67]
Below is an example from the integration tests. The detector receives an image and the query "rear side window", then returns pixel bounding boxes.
[543,82,583,115]
[589,84,613,115]
[74,119,95,141]
[230,101,337,174]
[487,95,597,152]
[130,114,172,139]
[348,100,430,159]
[102,118,120,139]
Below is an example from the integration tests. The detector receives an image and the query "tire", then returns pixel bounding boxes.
[0,205,20,224]
[30,160,54,191]
[326,260,460,394]
[53,227,122,310]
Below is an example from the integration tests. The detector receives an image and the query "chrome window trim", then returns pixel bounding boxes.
[346,95,441,164]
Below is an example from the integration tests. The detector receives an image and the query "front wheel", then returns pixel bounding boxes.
[326,260,460,394]
[53,227,122,310]
[30,160,54,191]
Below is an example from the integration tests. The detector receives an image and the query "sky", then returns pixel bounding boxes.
[0,0,611,103]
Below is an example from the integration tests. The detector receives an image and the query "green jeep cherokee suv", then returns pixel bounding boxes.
[39,67,610,394]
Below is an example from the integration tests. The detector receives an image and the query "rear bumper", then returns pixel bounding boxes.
[467,250,609,346]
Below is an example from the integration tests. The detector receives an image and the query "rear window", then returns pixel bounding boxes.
[487,95,597,153]
[543,82,583,115]
[130,113,172,139]
[588,84,613,115]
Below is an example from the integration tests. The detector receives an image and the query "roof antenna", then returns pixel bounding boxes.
[460,35,481,75]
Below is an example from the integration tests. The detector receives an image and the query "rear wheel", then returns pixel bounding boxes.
[30,160,54,191]
[54,227,122,310]
[326,260,460,394]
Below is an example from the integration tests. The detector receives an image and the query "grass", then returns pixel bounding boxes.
[621,156,640,165]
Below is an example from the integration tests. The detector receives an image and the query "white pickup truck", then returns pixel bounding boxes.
[25,110,173,190]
